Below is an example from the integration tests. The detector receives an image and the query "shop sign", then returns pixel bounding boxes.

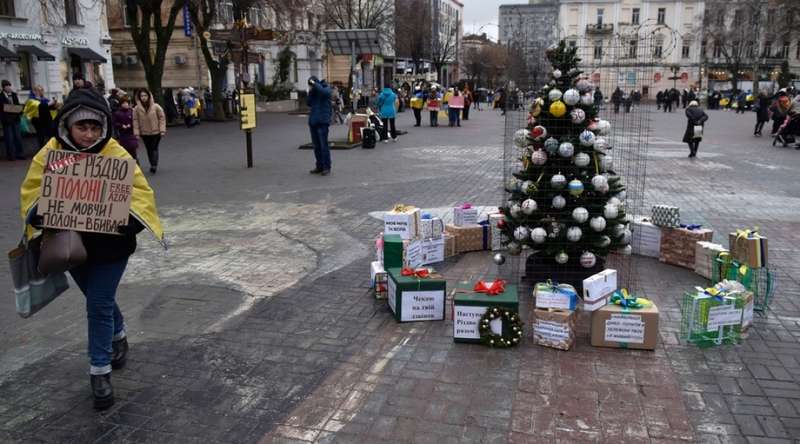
[0,32,42,41]
[62,37,89,46]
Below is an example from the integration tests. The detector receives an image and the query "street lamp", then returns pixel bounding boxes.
[668,64,680,89]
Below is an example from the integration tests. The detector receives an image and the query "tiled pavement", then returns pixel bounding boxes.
[0,106,798,443]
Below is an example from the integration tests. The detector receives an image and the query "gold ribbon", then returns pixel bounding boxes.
[392,204,415,213]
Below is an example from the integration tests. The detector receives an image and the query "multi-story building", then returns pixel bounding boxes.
[0,0,114,100]
[499,0,559,89]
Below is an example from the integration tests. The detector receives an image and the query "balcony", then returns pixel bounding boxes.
[586,23,614,34]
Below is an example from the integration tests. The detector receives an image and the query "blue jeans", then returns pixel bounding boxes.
[3,121,23,159]
[69,258,128,375]
[309,123,331,171]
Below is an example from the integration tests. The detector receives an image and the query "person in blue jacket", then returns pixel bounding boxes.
[307,76,332,175]
[376,85,398,142]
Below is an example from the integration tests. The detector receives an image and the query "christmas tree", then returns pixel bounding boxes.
[500,41,630,273]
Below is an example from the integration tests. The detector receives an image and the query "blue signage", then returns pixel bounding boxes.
[183,5,192,37]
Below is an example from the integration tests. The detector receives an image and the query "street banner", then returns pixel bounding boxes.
[38,150,135,235]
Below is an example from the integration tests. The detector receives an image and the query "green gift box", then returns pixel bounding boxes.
[387,268,446,322]
[452,282,518,343]
[680,288,745,347]
[383,234,404,269]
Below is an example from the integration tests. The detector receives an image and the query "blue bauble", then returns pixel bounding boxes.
[567,179,584,197]
[544,137,559,155]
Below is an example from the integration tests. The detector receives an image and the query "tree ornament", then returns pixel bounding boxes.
[522,180,538,194]
[563,89,580,106]
[514,129,530,147]
[531,149,548,166]
[597,235,611,247]
[597,119,611,135]
[506,177,520,191]
[566,226,582,242]
[520,180,533,193]
[531,102,542,117]
[591,174,608,191]
[579,130,596,146]
[507,242,522,255]
[603,204,619,219]
[514,226,530,241]
[620,229,632,245]
[550,173,567,189]
[600,155,613,171]
[531,227,547,243]
[558,142,574,158]
[531,125,547,141]
[580,251,597,268]
[616,190,627,200]
[521,199,538,215]
[587,120,599,132]
[548,89,563,101]
[570,108,586,124]
[552,69,562,79]
[555,251,569,264]
[580,93,594,106]
[612,223,626,237]
[549,101,567,118]
[552,195,566,209]
[492,253,506,265]
[590,216,607,232]
[510,204,522,218]
[544,137,560,154]
[567,179,584,196]
[478,306,524,348]
[576,79,592,93]
[572,207,589,223]
[620,245,633,255]
[593,137,609,154]
[574,152,591,167]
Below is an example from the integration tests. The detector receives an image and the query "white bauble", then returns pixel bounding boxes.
[514,226,530,241]
[558,142,574,158]
[574,152,591,168]
[572,207,589,223]
[597,119,611,135]
[603,204,619,219]
[551,173,567,189]
[548,89,563,102]
[591,175,608,191]
[616,191,627,200]
[566,226,582,242]
[620,245,633,255]
[620,229,632,245]
[608,197,622,208]
[552,195,566,209]
[563,89,581,106]
[531,227,547,244]
[593,137,610,154]
[555,251,569,264]
[531,150,548,166]
[600,155,613,171]
[552,69,562,79]
[590,216,607,232]
[580,251,597,268]
[576,79,592,93]
[570,108,586,124]
[580,93,594,106]
[544,137,560,154]
[514,129,530,147]
[521,199,538,215]
[579,130,596,147]
[507,241,522,255]
[597,235,611,247]
[510,204,522,218]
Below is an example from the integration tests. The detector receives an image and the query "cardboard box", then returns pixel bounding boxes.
[420,216,444,240]
[383,234,423,269]
[591,303,659,350]
[371,261,388,299]
[534,282,578,310]
[533,309,576,351]
[660,227,714,269]
[582,269,617,303]
[582,296,609,312]
[420,238,445,266]
[728,232,768,268]
[694,242,727,280]
[453,205,479,226]
[488,213,506,251]
[384,206,421,240]
[632,216,662,258]
[387,268,446,322]
[446,223,487,254]
[453,283,518,343]
[443,234,456,258]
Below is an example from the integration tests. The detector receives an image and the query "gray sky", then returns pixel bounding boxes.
[462,0,528,41]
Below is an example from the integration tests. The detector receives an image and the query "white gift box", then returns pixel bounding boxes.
[582,269,618,303]
[384,206,421,240]
[632,216,662,258]
[534,283,578,310]
[420,217,444,240]
[694,241,727,280]
[370,261,387,285]
[453,205,479,226]
[582,296,610,312]
[420,238,445,265]
[650,205,680,228]
[404,239,424,268]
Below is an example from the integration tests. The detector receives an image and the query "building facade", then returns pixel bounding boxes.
[0,0,114,101]
[499,0,559,89]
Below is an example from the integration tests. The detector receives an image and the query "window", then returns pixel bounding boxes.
[122,3,132,27]
[732,41,740,57]
[797,41,800,60]
[629,40,637,58]
[0,0,14,16]
[716,10,724,27]
[750,11,759,25]
[632,8,640,25]
[596,8,604,26]
[767,9,775,25]
[594,40,602,59]
[18,52,31,91]
[713,42,722,58]
[701,40,706,57]
[763,41,772,57]
[746,43,754,58]
[218,1,234,25]
[780,41,790,58]
[654,43,663,58]
[734,9,743,23]
[65,0,79,25]
[657,8,666,25]
[568,40,576,48]
[682,42,690,58]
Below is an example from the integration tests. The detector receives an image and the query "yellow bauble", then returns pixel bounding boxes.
[549,100,567,118]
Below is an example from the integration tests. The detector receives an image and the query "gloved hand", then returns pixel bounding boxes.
[116,219,144,236]
[28,214,44,229]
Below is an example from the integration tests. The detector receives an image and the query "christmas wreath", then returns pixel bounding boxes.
[479,306,524,348]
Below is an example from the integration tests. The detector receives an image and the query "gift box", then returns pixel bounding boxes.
[591,293,659,350]
[445,224,488,254]
[375,233,384,263]
[694,242,728,280]
[728,230,768,268]
[583,296,610,312]
[383,234,423,269]
[533,308,576,351]
[384,204,421,240]
[387,267,446,322]
[420,214,444,240]
[650,205,680,228]
[534,282,578,310]
[443,234,456,258]
[420,238,445,266]
[680,285,747,347]
[582,269,617,305]
[659,226,714,269]
[488,213,506,251]
[371,261,388,299]
[453,204,479,226]
[453,281,518,343]
[714,280,754,332]
[632,216,662,258]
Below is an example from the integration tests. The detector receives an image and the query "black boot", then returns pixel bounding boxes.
[111,337,128,370]
[91,373,114,410]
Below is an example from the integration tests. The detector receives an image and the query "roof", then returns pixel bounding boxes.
[67,47,107,63]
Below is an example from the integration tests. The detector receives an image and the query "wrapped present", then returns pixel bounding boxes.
[714,280,754,332]
[632,216,662,258]
[659,225,713,269]
[445,223,487,253]
[534,281,578,310]
[383,234,423,269]
[488,212,506,251]
[375,233,384,263]
[680,284,747,347]
[591,290,659,350]
[453,280,518,343]
[453,203,479,226]
[384,204,421,240]
[728,229,768,268]
[371,261,388,299]
[582,269,617,306]
[420,238,445,266]
[443,234,456,258]
[420,213,444,240]
[533,308,576,351]
[694,242,727,280]
[713,255,774,312]
[387,267,446,322]
[650,205,680,228]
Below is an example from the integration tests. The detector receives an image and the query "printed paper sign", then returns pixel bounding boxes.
[405,240,423,268]
[535,291,573,310]
[38,150,135,234]
[534,320,570,342]
[742,300,754,327]
[401,290,444,321]
[421,238,445,265]
[388,278,397,314]
[384,212,417,239]
[605,313,645,344]
[453,305,502,339]
[706,305,743,331]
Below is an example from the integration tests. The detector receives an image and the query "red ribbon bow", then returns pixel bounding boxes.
[401,267,431,279]
[473,279,506,295]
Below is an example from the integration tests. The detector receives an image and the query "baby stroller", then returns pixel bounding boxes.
[365,107,385,139]
[773,113,800,148]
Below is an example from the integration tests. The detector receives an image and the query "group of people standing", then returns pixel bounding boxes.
[610,87,642,113]
[656,88,695,112]
[409,84,473,128]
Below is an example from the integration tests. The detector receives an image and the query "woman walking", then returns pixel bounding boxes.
[133,89,166,174]
[683,100,708,158]
[754,91,770,136]
[19,88,164,410]
[112,96,139,159]
[24,85,55,149]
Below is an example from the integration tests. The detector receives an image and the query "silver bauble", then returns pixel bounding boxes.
[580,251,597,268]
[591,174,608,191]
[555,251,569,264]
[558,142,574,158]
[590,216,607,232]
[574,152,591,168]
[616,190,627,200]
[510,204,522,218]
[531,227,547,244]
[580,93,594,106]
[620,229,632,245]
[597,119,611,135]
[531,149,548,166]
[552,195,566,209]
[506,178,520,191]
[600,155,613,171]
[572,207,589,223]
[608,197,622,207]
[576,79,592,93]
[551,173,567,189]
[570,108,586,124]
[544,137,560,154]
[603,204,619,219]
[520,180,533,194]
[514,129,530,147]
[493,253,506,265]
[521,199,538,215]
[548,89,563,102]
[620,245,633,255]
[563,89,581,106]
[579,130,596,147]
[612,223,626,237]
[566,226,583,242]
[552,69,562,79]
[514,226,530,241]
[507,242,522,255]
[593,137,610,154]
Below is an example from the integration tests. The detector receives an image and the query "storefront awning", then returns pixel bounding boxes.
[67,47,107,63]
[0,45,19,61]
[16,45,55,61]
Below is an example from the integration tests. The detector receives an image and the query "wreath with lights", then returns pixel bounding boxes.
[478,306,524,348]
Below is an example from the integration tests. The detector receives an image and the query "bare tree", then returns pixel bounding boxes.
[462,47,484,86]
[430,14,459,85]
[482,45,508,89]
[395,0,432,74]
[185,0,231,120]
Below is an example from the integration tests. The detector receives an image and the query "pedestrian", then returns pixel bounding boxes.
[107,88,122,114]
[70,72,94,93]
[182,88,200,127]
[112,96,139,159]
[736,90,747,114]
[306,76,332,175]
[19,87,164,410]
[769,92,791,136]
[427,88,441,127]
[448,88,464,127]
[683,100,708,158]
[133,88,166,174]
[24,85,55,149]
[1,79,25,160]
[410,86,425,127]
[753,91,770,136]
[663,90,673,112]
[376,84,398,142]
[594,88,603,109]
[671,88,680,110]
[496,88,506,115]
[462,87,472,121]
[623,92,632,113]
[611,87,622,114]
[473,89,482,111]
[330,86,344,125]
[681,89,688,108]
[656,90,663,110]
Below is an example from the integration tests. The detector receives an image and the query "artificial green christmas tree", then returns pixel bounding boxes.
[500,41,630,283]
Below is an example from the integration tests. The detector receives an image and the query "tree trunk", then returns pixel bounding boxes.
[752,62,760,94]
[210,65,227,121]
[145,67,164,108]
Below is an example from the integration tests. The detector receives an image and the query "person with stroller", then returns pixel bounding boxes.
[375,85,398,142]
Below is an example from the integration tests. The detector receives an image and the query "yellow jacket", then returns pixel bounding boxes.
[19,138,165,246]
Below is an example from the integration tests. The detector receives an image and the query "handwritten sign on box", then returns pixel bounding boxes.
[38,150,135,235]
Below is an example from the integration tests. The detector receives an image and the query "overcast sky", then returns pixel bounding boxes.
[462,0,528,40]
